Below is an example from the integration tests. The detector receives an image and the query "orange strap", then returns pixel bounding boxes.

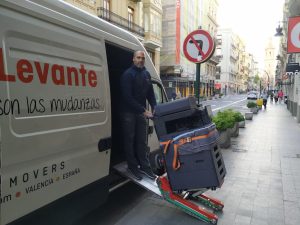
[160,140,180,170]
[160,130,216,171]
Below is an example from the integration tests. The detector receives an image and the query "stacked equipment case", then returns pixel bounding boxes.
[154,97,226,191]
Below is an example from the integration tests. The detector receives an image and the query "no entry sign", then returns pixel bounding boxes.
[183,29,215,63]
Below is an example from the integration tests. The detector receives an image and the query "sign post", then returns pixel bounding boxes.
[183,29,215,104]
[195,63,201,104]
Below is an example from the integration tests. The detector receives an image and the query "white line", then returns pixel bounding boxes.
[109,179,131,193]
[212,98,247,112]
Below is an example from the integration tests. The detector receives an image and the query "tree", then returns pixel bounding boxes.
[254,74,260,84]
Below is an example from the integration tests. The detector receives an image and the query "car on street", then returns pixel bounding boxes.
[247,91,259,100]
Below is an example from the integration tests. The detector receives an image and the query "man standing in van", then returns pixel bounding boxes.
[120,50,157,180]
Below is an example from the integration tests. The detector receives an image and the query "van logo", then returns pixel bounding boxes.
[0,48,98,88]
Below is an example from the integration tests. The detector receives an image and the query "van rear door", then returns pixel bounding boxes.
[0,2,111,224]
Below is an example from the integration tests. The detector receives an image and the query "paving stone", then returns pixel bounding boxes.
[113,103,300,225]
[252,206,269,220]
[250,218,269,225]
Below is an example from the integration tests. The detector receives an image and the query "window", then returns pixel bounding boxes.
[147,50,155,64]
[144,14,149,31]
[152,82,165,104]
[152,14,161,37]
[128,7,134,30]
[103,0,110,19]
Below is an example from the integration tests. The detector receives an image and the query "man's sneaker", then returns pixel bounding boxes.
[127,167,142,180]
[139,167,157,180]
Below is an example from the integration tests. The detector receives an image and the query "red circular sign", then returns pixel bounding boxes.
[183,29,215,63]
[288,17,300,53]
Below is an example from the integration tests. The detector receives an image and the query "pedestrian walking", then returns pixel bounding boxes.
[171,92,176,101]
[278,89,284,103]
[120,50,157,180]
[261,91,268,109]
[274,91,278,103]
[270,91,274,103]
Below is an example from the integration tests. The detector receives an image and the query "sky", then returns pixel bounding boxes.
[218,0,285,69]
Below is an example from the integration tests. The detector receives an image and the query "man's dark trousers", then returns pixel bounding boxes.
[121,112,150,170]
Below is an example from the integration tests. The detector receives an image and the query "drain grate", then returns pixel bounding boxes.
[232,148,248,153]
[283,154,300,159]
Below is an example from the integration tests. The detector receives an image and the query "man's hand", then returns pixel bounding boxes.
[143,110,153,118]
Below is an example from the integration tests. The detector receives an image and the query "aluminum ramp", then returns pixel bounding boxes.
[113,162,224,224]
[114,162,161,196]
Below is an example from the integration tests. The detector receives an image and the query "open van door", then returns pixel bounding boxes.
[146,81,167,172]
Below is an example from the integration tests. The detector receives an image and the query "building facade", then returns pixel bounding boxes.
[278,0,300,122]
[216,28,238,95]
[216,28,257,94]
[200,0,219,98]
[245,53,258,91]
[64,0,162,72]
[160,0,219,99]
[64,0,97,14]
[264,38,276,91]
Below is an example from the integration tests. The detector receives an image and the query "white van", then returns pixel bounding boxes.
[0,1,167,224]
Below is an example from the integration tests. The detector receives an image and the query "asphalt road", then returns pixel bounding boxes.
[202,94,247,114]
[72,182,151,225]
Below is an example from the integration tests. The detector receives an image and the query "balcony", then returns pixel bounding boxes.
[143,0,162,10]
[208,55,221,65]
[144,30,162,49]
[143,0,162,48]
[207,12,218,26]
[97,7,145,37]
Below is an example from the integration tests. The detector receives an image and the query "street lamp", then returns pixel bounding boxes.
[275,24,284,37]
[274,21,287,37]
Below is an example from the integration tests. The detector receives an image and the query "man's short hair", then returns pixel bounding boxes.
[133,50,144,57]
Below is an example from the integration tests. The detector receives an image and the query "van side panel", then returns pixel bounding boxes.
[0,5,111,224]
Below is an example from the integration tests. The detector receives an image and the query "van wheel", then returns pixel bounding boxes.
[150,151,165,176]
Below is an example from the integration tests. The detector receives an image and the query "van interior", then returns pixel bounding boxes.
[105,42,133,170]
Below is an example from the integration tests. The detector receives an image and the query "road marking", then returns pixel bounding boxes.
[212,98,247,112]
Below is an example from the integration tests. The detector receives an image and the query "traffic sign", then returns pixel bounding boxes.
[183,29,215,63]
[288,16,300,53]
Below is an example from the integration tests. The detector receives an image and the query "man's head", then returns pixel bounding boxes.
[133,50,145,68]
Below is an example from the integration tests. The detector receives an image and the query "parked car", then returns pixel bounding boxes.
[247,91,259,100]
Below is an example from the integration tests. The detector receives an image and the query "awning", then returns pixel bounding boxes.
[215,83,221,89]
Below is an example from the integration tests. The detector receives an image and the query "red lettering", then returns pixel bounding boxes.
[52,64,65,85]
[0,48,98,88]
[88,70,97,87]
[79,65,87,86]
[67,67,79,86]
[35,62,49,84]
[17,59,33,83]
[0,48,16,82]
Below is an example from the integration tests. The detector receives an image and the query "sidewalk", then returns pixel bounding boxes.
[112,102,300,225]
[208,101,300,225]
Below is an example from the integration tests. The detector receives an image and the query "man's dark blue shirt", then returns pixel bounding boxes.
[120,65,157,114]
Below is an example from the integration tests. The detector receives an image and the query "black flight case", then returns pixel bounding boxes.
[154,97,226,191]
